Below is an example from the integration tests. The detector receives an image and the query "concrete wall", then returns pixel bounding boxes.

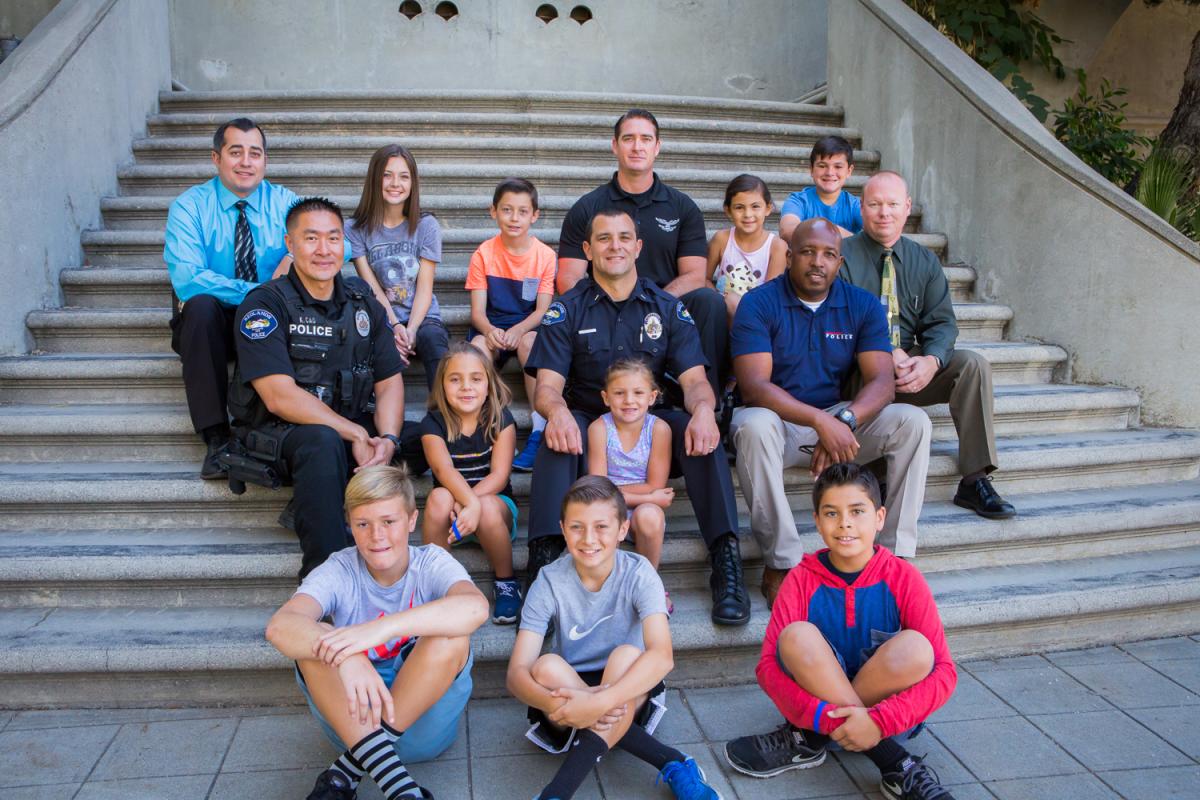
[1028,0,1200,138]
[0,0,60,38]
[169,0,826,101]
[0,0,170,355]
[828,0,1200,428]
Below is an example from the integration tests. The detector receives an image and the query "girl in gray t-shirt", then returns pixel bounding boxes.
[347,144,449,390]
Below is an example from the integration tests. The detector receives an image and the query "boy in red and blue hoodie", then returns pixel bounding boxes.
[724,463,957,800]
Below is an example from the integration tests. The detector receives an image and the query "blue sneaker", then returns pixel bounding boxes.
[657,756,723,799]
[492,578,523,624]
[512,430,542,472]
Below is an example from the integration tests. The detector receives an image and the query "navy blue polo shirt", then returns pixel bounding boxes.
[525,276,708,417]
[730,275,891,409]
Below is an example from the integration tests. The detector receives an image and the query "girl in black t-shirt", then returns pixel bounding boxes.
[419,341,523,624]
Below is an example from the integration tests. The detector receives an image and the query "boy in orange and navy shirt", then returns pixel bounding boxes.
[466,178,557,471]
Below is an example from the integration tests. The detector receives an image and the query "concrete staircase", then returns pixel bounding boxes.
[1,90,1198,709]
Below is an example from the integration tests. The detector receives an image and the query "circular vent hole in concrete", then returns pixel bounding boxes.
[398,1,422,19]
[535,4,558,23]
[435,1,459,19]
[569,5,592,24]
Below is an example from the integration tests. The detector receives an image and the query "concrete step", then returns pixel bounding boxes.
[82,225,950,265]
[0,428,1195,532]
[2,480,1194,610]
[97,192,919,233]
[0,341,1067,406]
[155,89,846,125]
[143,113,859,147]
[23,297,1005,354]
[59,257,965,310]
[131,134,878,174]
[0,384,1140,464]
[3,544,1197,707]
[115,163,879,199]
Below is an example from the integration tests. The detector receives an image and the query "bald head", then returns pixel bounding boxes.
[787,217,844,302]
[789,217,842,254]
[861,170,912,248]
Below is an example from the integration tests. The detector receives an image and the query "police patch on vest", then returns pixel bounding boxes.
[675,302,694,325]
[542,301,567,326]
[355,308,371,337]
[240,309,278,340]
[643,312,663,340]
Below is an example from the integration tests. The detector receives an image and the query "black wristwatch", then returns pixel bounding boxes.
[834,408,858,432]
[381,433,402,449]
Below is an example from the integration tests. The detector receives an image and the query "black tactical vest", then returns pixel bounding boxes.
[229,277,377,429]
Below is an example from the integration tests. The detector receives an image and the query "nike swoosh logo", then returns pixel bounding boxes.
[567,614,614,641]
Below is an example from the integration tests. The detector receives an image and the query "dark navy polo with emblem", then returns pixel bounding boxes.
[730,274,891,409]
[558,172,708,288]
[234,271,402,386]
[525,276,708,417]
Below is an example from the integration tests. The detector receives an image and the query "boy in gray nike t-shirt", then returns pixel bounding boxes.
[507,475,721,800]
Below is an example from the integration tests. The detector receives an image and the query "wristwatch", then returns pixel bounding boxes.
[834,408,858,432]
[381,433,402,449]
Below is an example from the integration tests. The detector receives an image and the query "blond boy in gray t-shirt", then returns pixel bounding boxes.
[506,475,722,800]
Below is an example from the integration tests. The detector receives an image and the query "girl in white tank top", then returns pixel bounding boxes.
[706,174,789,325]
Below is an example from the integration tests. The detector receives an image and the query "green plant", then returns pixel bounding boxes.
[1136,145,1200,237]
[1052,70,1150,186]
[905,0,1066,121]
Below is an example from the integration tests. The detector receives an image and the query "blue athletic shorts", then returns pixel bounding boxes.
[449,494,519,545]
[295,640,474,763]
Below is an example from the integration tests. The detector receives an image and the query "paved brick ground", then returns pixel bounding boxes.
[2,636,1198,799]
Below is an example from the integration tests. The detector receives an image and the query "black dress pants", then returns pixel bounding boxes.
[526,408,738,549]
[679,286,728,400]
[170,294,236,434]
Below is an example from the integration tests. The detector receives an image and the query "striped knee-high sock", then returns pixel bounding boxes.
[349,727,423,799]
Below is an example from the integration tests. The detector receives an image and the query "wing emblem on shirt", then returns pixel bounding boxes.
[655,217,680,232]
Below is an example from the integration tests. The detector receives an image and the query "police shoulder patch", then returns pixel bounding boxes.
[240,308,278,340]
[541,301,567,327]
[675,302,694,325]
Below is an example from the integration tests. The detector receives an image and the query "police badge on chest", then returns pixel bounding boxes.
[643,312,663,341]
[355,309,371,337]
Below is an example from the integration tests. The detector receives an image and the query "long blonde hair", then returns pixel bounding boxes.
[428,341,512,443]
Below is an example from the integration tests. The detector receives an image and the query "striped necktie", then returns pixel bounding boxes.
[233,200,257,283]
[880,247,901,348]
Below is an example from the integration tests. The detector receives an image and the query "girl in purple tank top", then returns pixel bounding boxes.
[587,361,674,611]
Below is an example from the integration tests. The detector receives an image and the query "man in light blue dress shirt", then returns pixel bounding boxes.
[164,118,299,478]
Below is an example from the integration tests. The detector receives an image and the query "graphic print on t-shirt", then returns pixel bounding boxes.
[366,595,415,661]
[567,614,614,641]
[368,240,421,307]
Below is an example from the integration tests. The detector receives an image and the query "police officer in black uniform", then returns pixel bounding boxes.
[230,197,410,578]
[525,207,751,626]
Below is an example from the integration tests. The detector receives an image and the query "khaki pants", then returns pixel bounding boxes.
[900,349,997,478]
[731,403,932,565]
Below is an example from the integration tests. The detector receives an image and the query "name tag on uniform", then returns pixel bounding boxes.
[578,328,597,334]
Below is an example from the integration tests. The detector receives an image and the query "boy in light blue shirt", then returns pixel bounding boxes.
[779,135,861,242]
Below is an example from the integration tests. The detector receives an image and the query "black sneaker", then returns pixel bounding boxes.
[952,476,1015,519]
[525,535,566,594]
[880,755,956,800]
[708,534,751,626]
[724,721,826,777]
[306,768,357,800]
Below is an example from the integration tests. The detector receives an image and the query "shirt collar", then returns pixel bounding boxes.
[777,272,848,309]
[287,268,346,306]
[215,177,265,212]
[856,232,906,267]
[587,276,653,304]
[606,172,667,203]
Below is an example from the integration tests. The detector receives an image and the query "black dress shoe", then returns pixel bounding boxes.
[200,438,228,480]
[525,535,566,594]
[954,476,1016,519]
[709,534,751,626]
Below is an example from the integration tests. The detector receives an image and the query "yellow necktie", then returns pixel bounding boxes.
[881,248,901,348]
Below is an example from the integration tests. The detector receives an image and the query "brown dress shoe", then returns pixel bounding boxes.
[761,566,789,609]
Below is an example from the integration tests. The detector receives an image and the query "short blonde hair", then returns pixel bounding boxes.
[344,464,415,517]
